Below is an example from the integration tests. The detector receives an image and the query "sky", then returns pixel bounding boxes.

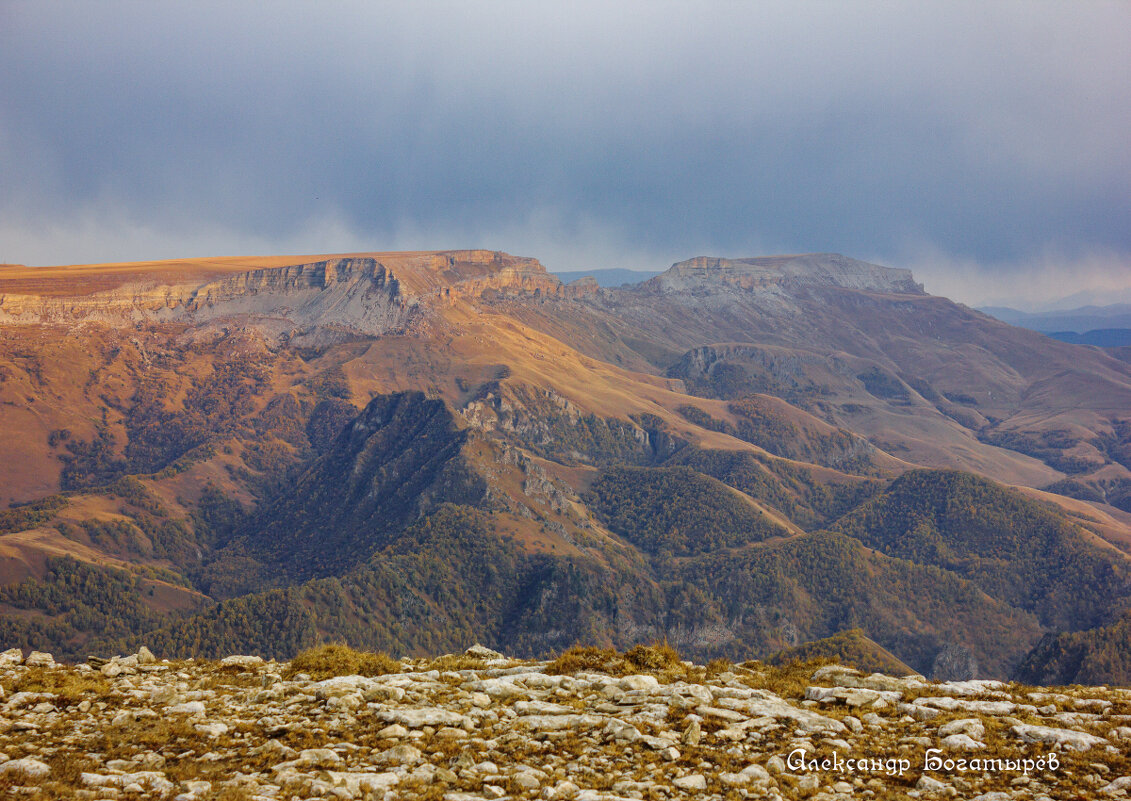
[1,1,1129,309]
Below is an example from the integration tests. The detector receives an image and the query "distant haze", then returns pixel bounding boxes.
[550,269,664,288]
[1,1,1129,308]
[980,303,1131,334]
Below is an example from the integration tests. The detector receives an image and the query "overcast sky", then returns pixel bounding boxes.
[1,1,1128,308]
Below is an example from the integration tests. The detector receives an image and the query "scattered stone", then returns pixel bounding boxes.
[1101,776,1131,796]
[940,733,986,750]
[168,700,206,716]
[0,650,1124,799]
[917,774,950,793]
[618,674,659,692]
[380,706,472,728]
[673,773,707,790]
[373,743,423,765]
[82,771,175,795]
[681,718,701,745]
[219,654,265,668]
[938,717,985,740]
[195,722,229,737]
[1011,723,1109,751]
[0,757,51,780]
[914,696,1020,716]
[136,646,157,665]
[376,723,409,738]
[465,643,504,659]
[23,651,54,668]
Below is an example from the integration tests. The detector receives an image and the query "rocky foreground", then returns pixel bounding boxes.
[0,645,1128,801]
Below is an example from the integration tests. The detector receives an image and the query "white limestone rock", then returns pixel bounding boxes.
[1,758,51,780]
[1011,723,1108,751]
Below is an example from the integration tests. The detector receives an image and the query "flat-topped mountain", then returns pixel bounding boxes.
[1,248,1130,688]
[0,250,560,331]
[645,253,924,295]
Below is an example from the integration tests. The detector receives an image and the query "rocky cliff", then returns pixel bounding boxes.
[0,251,563,334]
[644,253,924,296]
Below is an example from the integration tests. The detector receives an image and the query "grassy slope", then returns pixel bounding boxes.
[767,628,914,676]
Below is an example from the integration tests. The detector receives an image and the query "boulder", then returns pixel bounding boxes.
[1,758,51,780]
[24,651,55,668]
[1011,723,1108,751]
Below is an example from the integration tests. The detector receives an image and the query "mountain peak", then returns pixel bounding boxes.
[648,253,924,295]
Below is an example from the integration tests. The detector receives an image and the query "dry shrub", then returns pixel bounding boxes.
[704,657,733,677]
[546,645,622,676]
[624,641,681,671]
[282,643,399,681]
[547,641,687,678]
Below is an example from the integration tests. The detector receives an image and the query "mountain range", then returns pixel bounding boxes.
[1,250,1130,682]
[980,303,1131,348]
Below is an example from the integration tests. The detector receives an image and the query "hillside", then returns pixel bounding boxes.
[583,466,789,556]
[3,249,1131,683]
[831,470,1131,632]
[204,391,488,593]
[1015,611,1131,687]
[767,628,913,675]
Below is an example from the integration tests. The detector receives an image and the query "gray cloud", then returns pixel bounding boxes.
[1,1,1129,304]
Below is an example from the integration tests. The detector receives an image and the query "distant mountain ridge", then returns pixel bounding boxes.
[980,302,1131,334]
[646,253,923,295]
[1046,329,1131,347]
[2,249,1131,684]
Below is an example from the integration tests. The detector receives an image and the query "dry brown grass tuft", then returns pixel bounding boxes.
[546,645,622,676]
[704,657,733,676]
[196,669,264,691]
[547,640,689,679]
[623,641,681,672]
[421,653,488,672]
[742,657,832,699]
[281,643,399,681]
[11,667,110,703]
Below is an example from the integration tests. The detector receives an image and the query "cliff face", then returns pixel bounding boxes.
[0,251,564,334]
[178,258,416,335]
[0,251,922,332]
[644,253,924,296]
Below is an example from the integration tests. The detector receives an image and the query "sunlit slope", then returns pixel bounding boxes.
[2,250,1131,681]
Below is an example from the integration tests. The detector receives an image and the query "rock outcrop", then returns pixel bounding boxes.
[0,646,1127,799]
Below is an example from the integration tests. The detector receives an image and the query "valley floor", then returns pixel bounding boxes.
[0,645,1128,800]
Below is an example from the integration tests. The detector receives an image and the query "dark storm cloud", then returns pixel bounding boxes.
[1,1,1129,305]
